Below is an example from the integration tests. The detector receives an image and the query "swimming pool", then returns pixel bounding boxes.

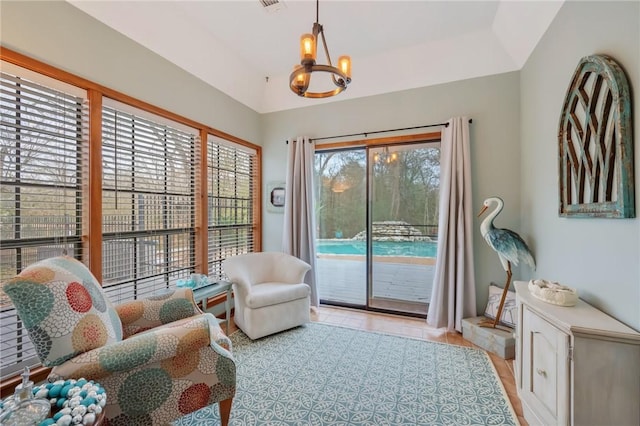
[316,239,437,258]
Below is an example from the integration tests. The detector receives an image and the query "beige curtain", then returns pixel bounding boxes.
[427,117,476,331]
[282,136,319,307]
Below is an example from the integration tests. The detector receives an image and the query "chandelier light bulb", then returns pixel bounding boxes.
[338,56,351,78]
[300,34,316,62]
[293,65,309,89]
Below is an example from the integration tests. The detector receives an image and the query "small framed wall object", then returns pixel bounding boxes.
[558,54,634,218]
[266,181,286,213]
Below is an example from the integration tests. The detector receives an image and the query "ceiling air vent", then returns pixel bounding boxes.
[259,0,285,14]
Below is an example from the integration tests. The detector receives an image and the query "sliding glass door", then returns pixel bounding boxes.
[314,142,440,316]
[368,144,439,315]
[314,149,367,306]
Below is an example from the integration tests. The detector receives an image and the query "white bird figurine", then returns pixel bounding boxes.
[478,196,536,328]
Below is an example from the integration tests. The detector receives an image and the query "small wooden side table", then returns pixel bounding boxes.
[192,280,232,334]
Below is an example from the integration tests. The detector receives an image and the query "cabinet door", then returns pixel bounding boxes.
[521,306,570,425]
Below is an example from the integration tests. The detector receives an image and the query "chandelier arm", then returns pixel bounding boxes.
[319,29,333,67]
[330,72,343,88]
[318,28,345,88]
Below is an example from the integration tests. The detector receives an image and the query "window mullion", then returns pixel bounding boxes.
[163,128,169,288]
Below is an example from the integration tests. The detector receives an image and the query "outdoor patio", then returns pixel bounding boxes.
[316,254,435,309]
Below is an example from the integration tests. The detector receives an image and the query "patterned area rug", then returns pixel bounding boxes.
[176,322,518,425]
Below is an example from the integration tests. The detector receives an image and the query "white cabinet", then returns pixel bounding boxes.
[514,281,640,426]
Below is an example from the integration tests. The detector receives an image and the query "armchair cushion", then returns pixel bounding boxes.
[246,283,310,309]
[2,256,122,366]
[116,288,202,338]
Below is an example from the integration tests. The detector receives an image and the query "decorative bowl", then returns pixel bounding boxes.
[528,279,579,307]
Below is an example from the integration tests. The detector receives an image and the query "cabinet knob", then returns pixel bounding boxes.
[536,368,547,377]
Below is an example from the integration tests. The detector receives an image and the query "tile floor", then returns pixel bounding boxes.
[228,305,527,425]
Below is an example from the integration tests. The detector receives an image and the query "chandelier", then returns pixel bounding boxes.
[289,0,352,98]
[373,147,398,164]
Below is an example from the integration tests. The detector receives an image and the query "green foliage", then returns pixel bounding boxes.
[314,145,440,239]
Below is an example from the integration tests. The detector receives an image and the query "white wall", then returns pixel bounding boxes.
[0,1,261,144]
[262,72,523,313]
[520,1,640,329]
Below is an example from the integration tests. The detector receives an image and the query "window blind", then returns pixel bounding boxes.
[0,65,88,379]
[101,101,198,304]
[207,136,257,279]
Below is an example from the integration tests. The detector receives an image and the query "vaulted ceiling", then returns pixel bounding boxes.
[68,0,563,114]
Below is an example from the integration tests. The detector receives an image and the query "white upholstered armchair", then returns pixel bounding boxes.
[223,252,311,340]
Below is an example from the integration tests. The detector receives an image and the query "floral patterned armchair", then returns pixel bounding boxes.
[2,256,235,425]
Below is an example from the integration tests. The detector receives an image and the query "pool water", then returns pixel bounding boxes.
[317,240,437,257]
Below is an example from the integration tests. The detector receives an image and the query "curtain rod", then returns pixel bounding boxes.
[285,119,472,143]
